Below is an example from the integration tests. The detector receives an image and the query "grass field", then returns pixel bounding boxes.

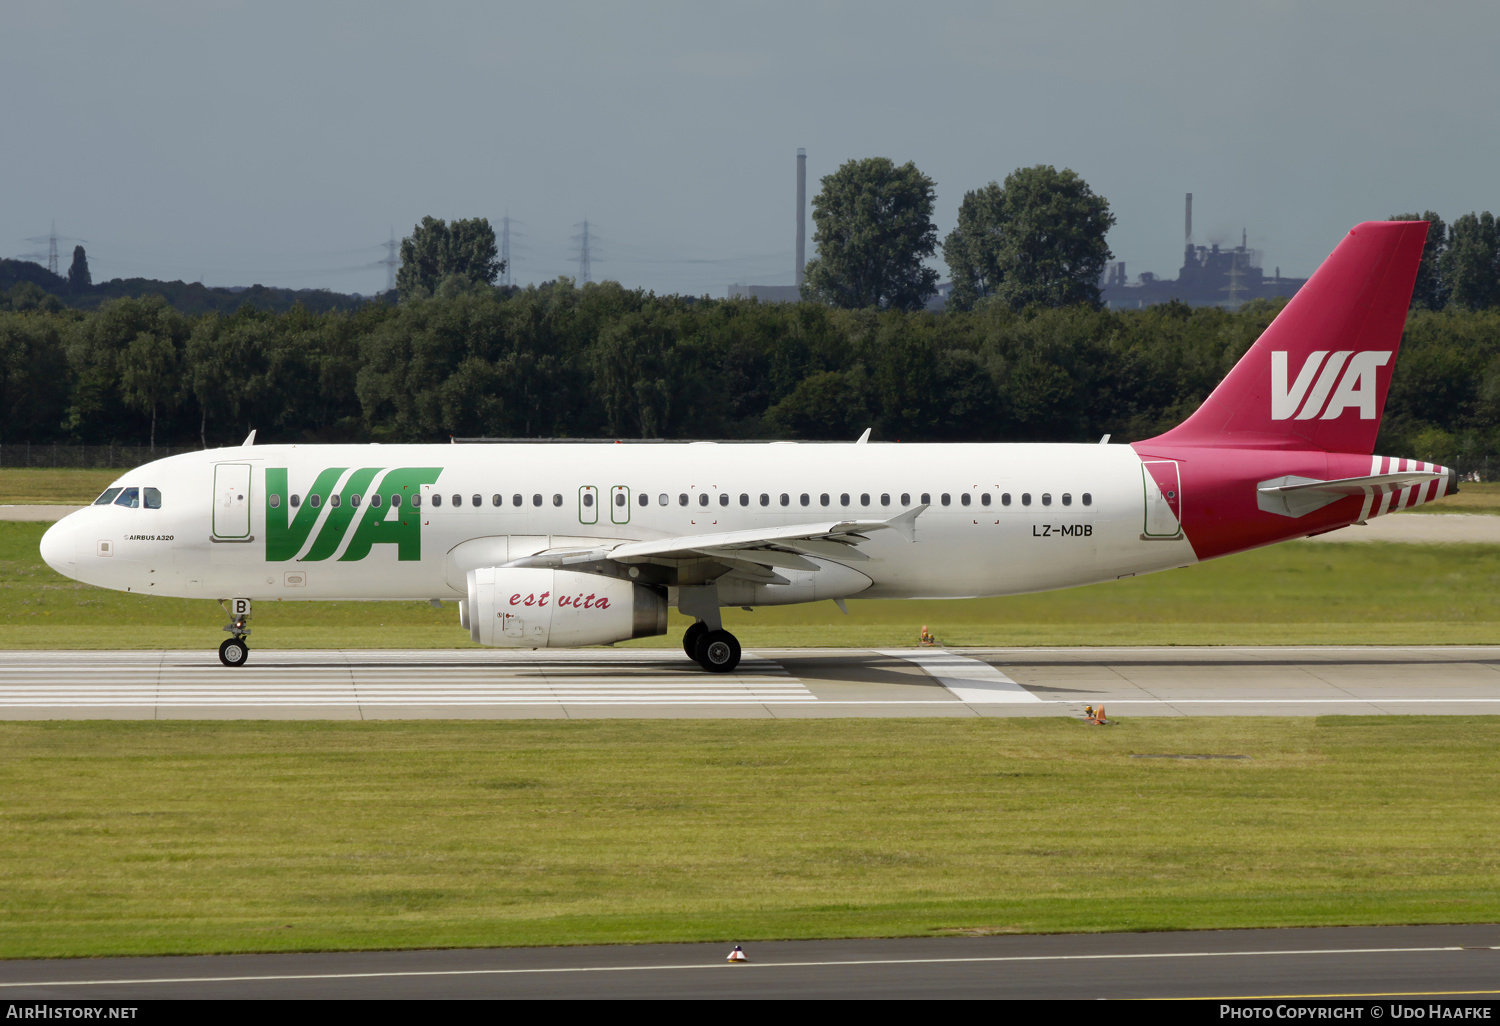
[0,469,119,505]
[1410,480,1500,514]
[3,467,1499,512]
[4,520,1500,649]
[2,717,1498,958]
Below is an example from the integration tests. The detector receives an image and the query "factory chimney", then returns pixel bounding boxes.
[1185,192,1193,246]
[796,148,807,288]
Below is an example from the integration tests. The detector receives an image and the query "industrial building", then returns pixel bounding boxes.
[1100,194,1308,310]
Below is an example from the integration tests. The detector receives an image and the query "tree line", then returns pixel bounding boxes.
[1392,210,1500,313]
[3,163,1497,469]
[2,281,1496,464]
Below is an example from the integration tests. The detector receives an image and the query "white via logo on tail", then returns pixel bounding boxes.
[1271,350,1392,421]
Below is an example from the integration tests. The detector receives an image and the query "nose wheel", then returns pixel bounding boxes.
[219,637,249,667]
[218,597,252,667]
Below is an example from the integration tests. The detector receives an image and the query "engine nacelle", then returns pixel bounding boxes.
[466,567,667,648]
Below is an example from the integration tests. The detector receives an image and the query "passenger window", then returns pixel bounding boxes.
[698,493,709,507]
[471,494,481,507]
[638,493,649,507]
[800,493,810,506]
[616,492,626,507]
[881,493,890,507]
[740,493,750,506]
[1042,493,1052,506]
[583,493,594,508]
[860,493,870,506]
[779,493,790,506]
[290,494,301,508]
[553,494,563,507]
[371,494,383,508]
[312,494,324,508]
[1001,493,1011,506]
[450,494,460,507]
[719,493,729,506]
[1021,493,1032,506]
[981,493,991,507]
[1083,493,1093,506]
[144,487,162,510]
[820,493,830,506]
[431,494,441,508]
[94,488,123,505]
[921,493,930,504]
[960,493,970,507]
[901,493,910,506]
[940,493,951,506]
[659,494,669,506]
[411,494,421,508]
[1062,493,1072,506]
[759,494,769,506]
[392,494,402,507]
[840,493,850,506]
[515,494,524,507]
[114,488,139,508]
[351,494,362,508]
[331,494,342,508]
[270,494,281,509]
[534,494,544,507]
[492,494,502,507]
[678,493,688,506]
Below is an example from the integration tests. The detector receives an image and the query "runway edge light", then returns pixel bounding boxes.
[727,945,748,963]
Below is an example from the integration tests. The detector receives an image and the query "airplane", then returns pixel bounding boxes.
[39,220,1454,673]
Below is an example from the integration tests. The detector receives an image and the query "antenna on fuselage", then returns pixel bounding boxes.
[242,430,256,446]
[855,428,871,444]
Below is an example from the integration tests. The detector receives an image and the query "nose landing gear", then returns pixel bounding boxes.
[218,597,252,667]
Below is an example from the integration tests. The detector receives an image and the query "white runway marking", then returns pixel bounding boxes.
[878,649,1042,703]
[3,647,1499,717]
[0,651,814,706]
[0,946,1477,989]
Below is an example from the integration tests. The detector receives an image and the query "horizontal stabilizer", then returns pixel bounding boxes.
[1257,471,1441,518]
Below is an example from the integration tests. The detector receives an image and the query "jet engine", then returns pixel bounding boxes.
[465,567,667,648]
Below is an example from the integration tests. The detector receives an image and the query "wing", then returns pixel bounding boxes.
[507,504,926,584]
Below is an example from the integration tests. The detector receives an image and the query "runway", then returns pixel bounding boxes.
[1,924,1498,999]
[3,645,1499,718]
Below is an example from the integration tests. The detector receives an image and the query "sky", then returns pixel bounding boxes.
[3,0,1498,296]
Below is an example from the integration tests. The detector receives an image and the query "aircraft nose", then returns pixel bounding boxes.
[39,517,77,575]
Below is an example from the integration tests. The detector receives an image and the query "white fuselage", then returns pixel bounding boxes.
[39,441,1195,606]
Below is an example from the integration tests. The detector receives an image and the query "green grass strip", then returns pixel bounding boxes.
[2,718,1499,958]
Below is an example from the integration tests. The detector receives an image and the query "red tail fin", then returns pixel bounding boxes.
[1145,221,1428,453]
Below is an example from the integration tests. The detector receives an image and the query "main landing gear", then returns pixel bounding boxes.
[683,621,741,673]
[218,598,252,667]
[678,584,741,673]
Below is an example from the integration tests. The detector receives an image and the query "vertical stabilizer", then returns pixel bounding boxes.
[1143,221,1428,454]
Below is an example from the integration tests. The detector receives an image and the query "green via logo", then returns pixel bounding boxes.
[266,467,442,562]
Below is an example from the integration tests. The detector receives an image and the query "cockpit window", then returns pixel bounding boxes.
[144,487,162,509]
[113,487,140,508]
[94,488,123,506]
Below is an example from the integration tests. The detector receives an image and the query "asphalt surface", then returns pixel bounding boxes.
[1,925,1497,999]
[2,645,1499,718]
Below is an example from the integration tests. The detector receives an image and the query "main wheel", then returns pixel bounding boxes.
[693,629,741,673]
[682,621,707,658]
[219,638,249,667]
